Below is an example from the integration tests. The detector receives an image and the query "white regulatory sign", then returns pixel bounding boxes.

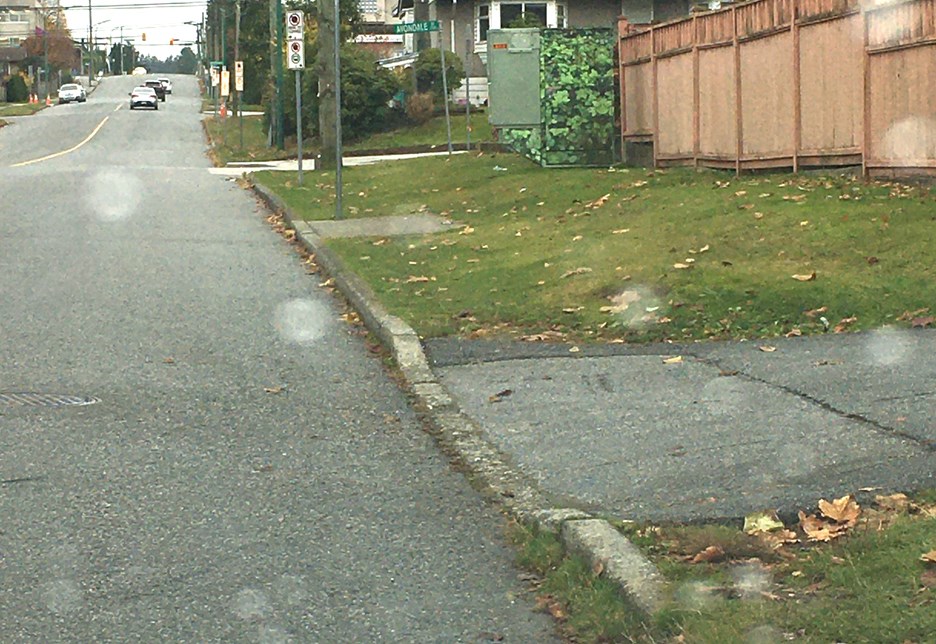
[234,60,244,92]
[286,40,305,70]
[220,70,230,97]
[286,11,304,39]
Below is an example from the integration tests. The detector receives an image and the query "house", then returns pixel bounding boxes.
[392,0,691,70]
[0,0,41,49]
[0,44,25,76]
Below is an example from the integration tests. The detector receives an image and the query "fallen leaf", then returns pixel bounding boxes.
[866,256,879,266]
[612,228,631,234]
[562,307,584,313]
[744,511,785,535]
[834,316,858,333]
[875,493,911,511]
[759,345,777,353]
[699,244,710,253]
[719,369,739,376]
[799,220,810,226]
[804,306,828,318]
[792,272,817,282]
[912,316,935,328]
[488,389,514,403]
[921,551,936,565]
[405,275,431,283]
[690,545,725,564]
[799,511,846,542]
[760,529,800,549]
[592,560,605,576]
[785,328,803,337]
[459,226,475,235]
[673,263,693,270]
[163,357,175,364]
[561,267,593,279]
[663,356,684,364]
[921,569,936,589]
[753,212,765,219]
[819,495,861,526]
[897,308,929,321]
[520,331,567,342]
[264,386,285,394]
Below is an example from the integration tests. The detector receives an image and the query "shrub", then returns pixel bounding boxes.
[414,48,464,103]
[405,92,435,124]
[5,74,29,102]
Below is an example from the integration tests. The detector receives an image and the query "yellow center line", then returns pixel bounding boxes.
[10,116,110,168]
[114,104,122,112]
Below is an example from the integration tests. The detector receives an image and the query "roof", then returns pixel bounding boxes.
[0,46,27,63]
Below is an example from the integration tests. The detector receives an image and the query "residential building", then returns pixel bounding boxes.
[0,0,43,48]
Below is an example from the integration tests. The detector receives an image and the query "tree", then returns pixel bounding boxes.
[22,27,78,73]
[178,47,198,74]
[415,48,464,103]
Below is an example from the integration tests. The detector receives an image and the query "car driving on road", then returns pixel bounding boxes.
[144,79,167,102]
[129,86,159,110]
[158,77,172,95]
[57,83,86,104]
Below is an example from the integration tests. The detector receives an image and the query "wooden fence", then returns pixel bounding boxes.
[618,0,936,177]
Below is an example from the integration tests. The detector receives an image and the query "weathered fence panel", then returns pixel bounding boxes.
[618,0,936,177]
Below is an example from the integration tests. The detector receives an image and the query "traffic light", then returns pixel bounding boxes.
[169,39,175,45]
[142,32,146,41]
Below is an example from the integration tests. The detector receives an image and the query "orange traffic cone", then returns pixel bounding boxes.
[219,102,227,118]
[45,95,52,107]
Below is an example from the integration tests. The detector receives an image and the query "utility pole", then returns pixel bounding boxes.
[317,0,337,168]
[234,0,240,115]
[275,0,285,149]
[120,26,124,75]
[87,0,93,85]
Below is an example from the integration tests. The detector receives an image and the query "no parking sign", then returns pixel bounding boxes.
[286,11,305,70]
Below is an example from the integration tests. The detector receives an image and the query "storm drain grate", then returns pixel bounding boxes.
[0,393,100,408]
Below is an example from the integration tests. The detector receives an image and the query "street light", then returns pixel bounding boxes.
[90,19,110,82]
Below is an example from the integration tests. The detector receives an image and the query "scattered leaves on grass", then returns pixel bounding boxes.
[489,389,513,403]
[584,193,611,209]
[792,272,817,282]
[920,551,936,565]
[520,331,567,342]
[799,511,847,542]
[560,267,593,279]
[897,308,929,321]
[912,316,935,328]
[662,356,684,364]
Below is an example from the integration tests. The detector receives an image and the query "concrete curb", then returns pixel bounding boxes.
[249,180,666,614]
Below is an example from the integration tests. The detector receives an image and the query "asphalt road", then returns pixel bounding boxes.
[0,76,557,642]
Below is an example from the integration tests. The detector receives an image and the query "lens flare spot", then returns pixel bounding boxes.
[274,298,328,345]
[86,170,143,222]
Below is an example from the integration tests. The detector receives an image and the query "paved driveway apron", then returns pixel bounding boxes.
[0,77,556,642]
[428,330,936,523]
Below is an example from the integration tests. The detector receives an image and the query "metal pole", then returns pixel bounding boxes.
[296,70,303,186]
[275,0,285,149]
[439,43,452,155]
[466,25,472,150]
[88,0,93,86]
[334,0,343,220]
[120,26,124,75]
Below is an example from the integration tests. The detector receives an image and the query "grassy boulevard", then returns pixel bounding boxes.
[205,115,936,642]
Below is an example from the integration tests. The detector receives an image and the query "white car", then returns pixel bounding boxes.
[57,83,86,104]
[158,77,172,95]
[129,86,158,110]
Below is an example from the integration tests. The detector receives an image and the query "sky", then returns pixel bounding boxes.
[63,0,208,60]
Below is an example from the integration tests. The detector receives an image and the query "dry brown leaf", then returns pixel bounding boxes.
[699,244,710,253]
[759,345,777,353]
[612,228,631,234]
[459,226,475,235]
[792,272,817,282]
[897,308,929,321]
[520,331,567,342]
[875,493,911,511]
[488,389,513,403]
[921,550,936,565]
[405,275,431,283]
[673,263,693,270]
[662,356,684,364]
[592,560,605,576]
[804,306,828,318]
[834,316,858,333]
[264,386,285,394]
[912,316,935,328]
[560,267,593,279]
[163,357,175,364]
[819,495,861,526]
[690,545,726,564]
[785,328,803,337]
[799,511,847,542]
[759,529,800,550]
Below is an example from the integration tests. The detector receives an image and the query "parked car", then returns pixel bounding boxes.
[129,86,159,110]
[57,83,86,104]
[144,79,166,102]
[158,77,172,95]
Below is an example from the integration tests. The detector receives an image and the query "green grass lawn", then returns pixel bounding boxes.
[513,494,936,643]
[203,114,294,166]
[0,102,47,116]
[345,111,492,151]
[253,154,936,343]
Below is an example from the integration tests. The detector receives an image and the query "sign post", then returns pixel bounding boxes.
[285,11,305,186]
[393,20,451,156]
[235,60,244,149]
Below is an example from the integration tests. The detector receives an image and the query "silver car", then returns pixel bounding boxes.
[129,86,159,110]
[57,83,86,104]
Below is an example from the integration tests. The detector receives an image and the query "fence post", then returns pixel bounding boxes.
[733,5,742,176]
[618,18,629,165]
[861,5,870,178]
[651,25,659,169]
[791,2,800,173]
[692,15,700,168]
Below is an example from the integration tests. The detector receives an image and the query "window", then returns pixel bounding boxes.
[475,1,566,42]
[476,4,490,43]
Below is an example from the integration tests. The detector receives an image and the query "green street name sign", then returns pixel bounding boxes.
[393,20,441,34]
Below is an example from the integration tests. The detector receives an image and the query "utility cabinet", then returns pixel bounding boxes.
[487,28,541,128]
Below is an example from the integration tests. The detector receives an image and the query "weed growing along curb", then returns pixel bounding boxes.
[253,154,936,344]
